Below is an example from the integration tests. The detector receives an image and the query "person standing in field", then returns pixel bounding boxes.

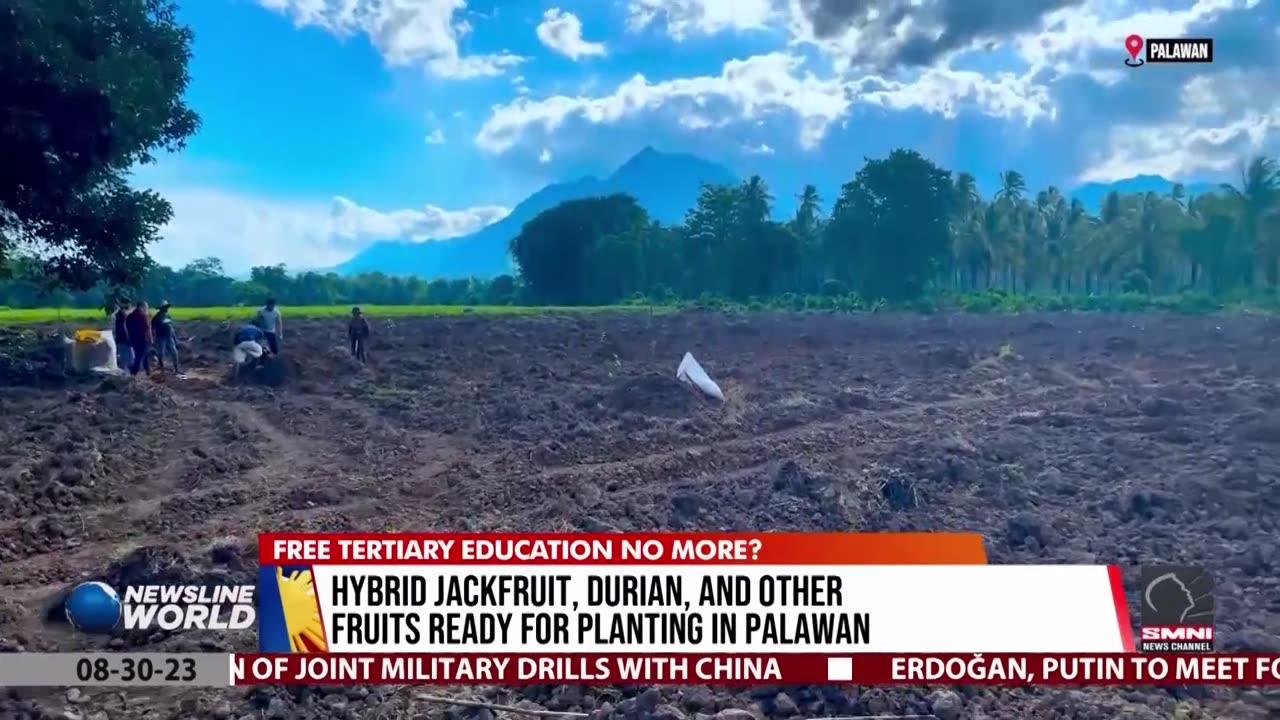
[254,298,282,354]
[113,299,133,370]
[348,306,370,362]
[125,301,153,376]
[151,301,181,375]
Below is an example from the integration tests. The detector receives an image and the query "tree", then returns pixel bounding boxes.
[250,265,291,299]
[0,0,200,290]
[1220,156,1280,288]
[511,194,648,304]
[790,185,825,292]
[827,150,955,300]
[950,173,988,289]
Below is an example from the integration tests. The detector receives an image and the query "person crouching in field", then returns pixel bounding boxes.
[348,307,370,362]
[151,302,180,375]
[125,302,153,376]
[231,323,267,381]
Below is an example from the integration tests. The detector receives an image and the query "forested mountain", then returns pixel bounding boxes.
[3,151,1275,310]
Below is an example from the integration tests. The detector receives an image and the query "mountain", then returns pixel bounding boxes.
[334,147,737,279]
[1069,174,1218,212]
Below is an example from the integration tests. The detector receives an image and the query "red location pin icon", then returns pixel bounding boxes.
[1124,34,1144,65]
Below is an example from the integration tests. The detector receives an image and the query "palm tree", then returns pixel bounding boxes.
[996,171,1027,204]
[990,171,1030,290]
[790,184,823,240]
[739,175,773,226]
[1179,193,1233,292]
[949,173,985,288]
[791,185,825,292]
[954,173,981,214]
[1220,155,1280,288]
[978,202,1004,289]
[1061,198,1096,293]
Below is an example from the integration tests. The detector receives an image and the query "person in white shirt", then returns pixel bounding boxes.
[254,298,283,354]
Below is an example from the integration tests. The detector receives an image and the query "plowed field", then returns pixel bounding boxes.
[2,311,1279,719]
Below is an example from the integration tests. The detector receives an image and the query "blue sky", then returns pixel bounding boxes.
[134,0,1279,273]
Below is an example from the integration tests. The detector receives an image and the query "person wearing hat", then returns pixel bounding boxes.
[348,306,370,362]
[151,301,181,375]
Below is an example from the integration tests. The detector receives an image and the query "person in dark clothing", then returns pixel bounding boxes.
[125,302,153,376]
[152,302,180,374]
[113,300,133,369]
[348,307,370,362]
[235,323,266,345]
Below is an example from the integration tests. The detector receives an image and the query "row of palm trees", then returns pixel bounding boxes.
[944,156,1280,296]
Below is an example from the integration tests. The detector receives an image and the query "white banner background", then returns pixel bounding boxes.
[310,565,1129,654]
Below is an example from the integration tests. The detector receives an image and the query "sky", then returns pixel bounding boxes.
[132,0,1280,274]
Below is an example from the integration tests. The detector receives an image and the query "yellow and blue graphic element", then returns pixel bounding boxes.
[257,565,328,652]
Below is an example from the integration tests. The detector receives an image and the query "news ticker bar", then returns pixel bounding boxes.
[7,653,1280,687]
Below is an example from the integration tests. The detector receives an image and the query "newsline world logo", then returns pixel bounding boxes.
[1138,566,1215,653]
[1124,35,1215,67]
[63,582,257,635]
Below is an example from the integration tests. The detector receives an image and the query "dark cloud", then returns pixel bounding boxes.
[798,0,1084,68]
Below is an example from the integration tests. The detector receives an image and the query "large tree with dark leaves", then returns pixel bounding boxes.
[826,149,955,301]
[511,193,649,305]
[0,0,199,291]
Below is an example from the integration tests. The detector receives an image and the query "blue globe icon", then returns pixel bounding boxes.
[64,582,122,634]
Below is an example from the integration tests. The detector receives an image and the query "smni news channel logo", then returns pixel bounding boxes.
[63,582,256,634]
[1138,566,1216,653]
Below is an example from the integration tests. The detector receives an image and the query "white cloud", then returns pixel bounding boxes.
[1079,113,1279,182]
[539,148,553,163]
[743,143,775,155]
[425,128,446,144]
[475,52,1053,154]
[1078,70,1280,182]
[679,113,722,130]
[854,68,1054,124]
[626,0,775,40]
[255,0,524,78]
[476,54,852,153]
[328,197,509,242]
[536,9,607,60]
[153,187,509,274]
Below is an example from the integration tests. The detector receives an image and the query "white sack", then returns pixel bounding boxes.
[89,332,119,373]
[232,340,264,365]
[676,352,724,401]
[71,330,118,374]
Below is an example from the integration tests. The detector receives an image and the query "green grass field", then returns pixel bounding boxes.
[0,304,657,324]
[5,291,1275,325]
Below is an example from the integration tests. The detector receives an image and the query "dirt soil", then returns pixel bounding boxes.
[2,311,1280,720]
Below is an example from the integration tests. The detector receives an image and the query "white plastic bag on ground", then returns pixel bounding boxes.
[232,340,264,365]
[676,352,724,401]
